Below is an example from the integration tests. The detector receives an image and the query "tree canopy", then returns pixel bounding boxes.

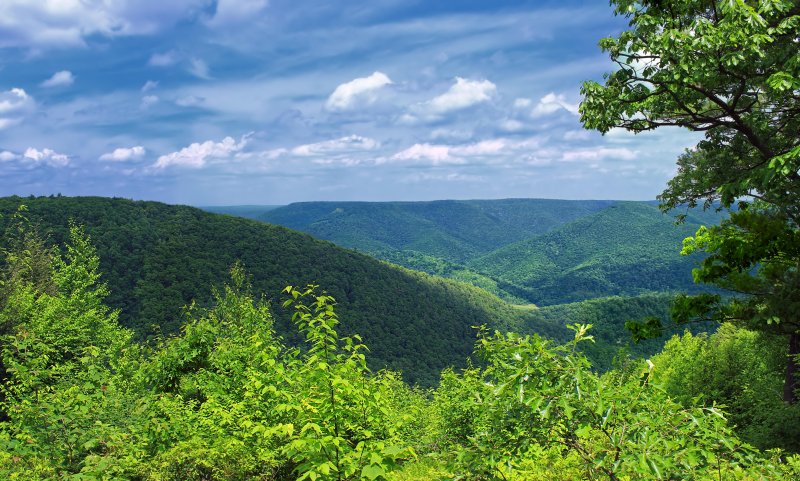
[581,0,800,215]
[581,0,800,402]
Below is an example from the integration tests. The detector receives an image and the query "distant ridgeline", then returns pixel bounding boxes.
[210,199,724,306]
[0,196,715,384]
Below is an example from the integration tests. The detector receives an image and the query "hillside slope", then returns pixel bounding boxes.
[0,196,560,385]
[212,199,724,306]
[468,201,724,305]
[243,199,615,263]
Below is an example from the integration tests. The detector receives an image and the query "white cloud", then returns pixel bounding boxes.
[513,97,532,108]
[291,135,379,156]
[0,88,34,130]
[499,119,525,132]
[99,146,146,162]
[391,143,455,164]
[189,58,211,79]
[141,80,159,92]
[41,70,75,88]
[149,51,179,66]
[422,77,496,115]
[562,147,637,162]
[23,147,70,167]
[206,0,269,27]
[242,135,380,167]
[454,139,509,156]
[0,151,19,161]
[388,137,543,166]
[532,92,579,117]
[153,134,250,169]
[0,88,31,113]
[326,72,393,111]
[0,1,206,48]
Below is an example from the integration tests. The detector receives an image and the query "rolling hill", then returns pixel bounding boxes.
[0,196,561,385]
[214,199,616,263]
[468,201,724,305]
[210,199,724,306]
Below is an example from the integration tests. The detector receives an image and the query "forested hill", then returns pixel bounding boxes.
[468,201,725,305]
[0,196,561,385]
[216,199,616,263]
[208,199,724,306]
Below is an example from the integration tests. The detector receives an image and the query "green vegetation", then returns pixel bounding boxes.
[212,199,618,302]
[0,224,797,479]
[249,199,615,264]
[652,324,800,452]
[581,0,800,403]
[212,200,725,307]
[469,202,724,305]
[3,0,799,477]
[0,196,709,383]
[530,293,711,371]
[0,196,576,386]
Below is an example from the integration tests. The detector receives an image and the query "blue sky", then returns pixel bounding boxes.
[0,0,701,205]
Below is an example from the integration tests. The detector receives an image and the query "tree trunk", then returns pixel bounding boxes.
[784,331,800,404]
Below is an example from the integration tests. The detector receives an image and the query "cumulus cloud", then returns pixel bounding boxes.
[326,72,393,111]
[0,1,206,48]
[23,147,70,167]
[388,137,541,165]
[41,70,75,88]
[499,119,525,132]
[0,88,34,130]
[390,143,455,164]
[532,92,579,117]
[206,0,269,27]
[0,151,19,162]
[562,147,637,162]
[99,146,146,162]
[245,135,380,167]
[423,77,496,115]
[291,135,379,156]
[513,98,532,109]
[153,134,250,170]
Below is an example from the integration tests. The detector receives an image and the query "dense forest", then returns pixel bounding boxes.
[0,196,570,386]
[2,0,800,478]
[0,196,713,380]
[0,220,797,479]
[211,200,723,305]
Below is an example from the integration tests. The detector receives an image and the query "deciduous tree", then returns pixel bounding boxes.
[581,0,800,402]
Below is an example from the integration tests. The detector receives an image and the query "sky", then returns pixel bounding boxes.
[0,0,703,206]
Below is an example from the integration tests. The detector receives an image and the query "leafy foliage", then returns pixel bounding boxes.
[581,0,800,213]
[0,196,548,386]
[0,225,415,479]
[581,0,800,404]
[652,324,800,452]
[0,222,797,479]
[438,325,787,480]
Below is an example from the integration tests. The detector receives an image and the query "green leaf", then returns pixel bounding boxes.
[361,464,386,480]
